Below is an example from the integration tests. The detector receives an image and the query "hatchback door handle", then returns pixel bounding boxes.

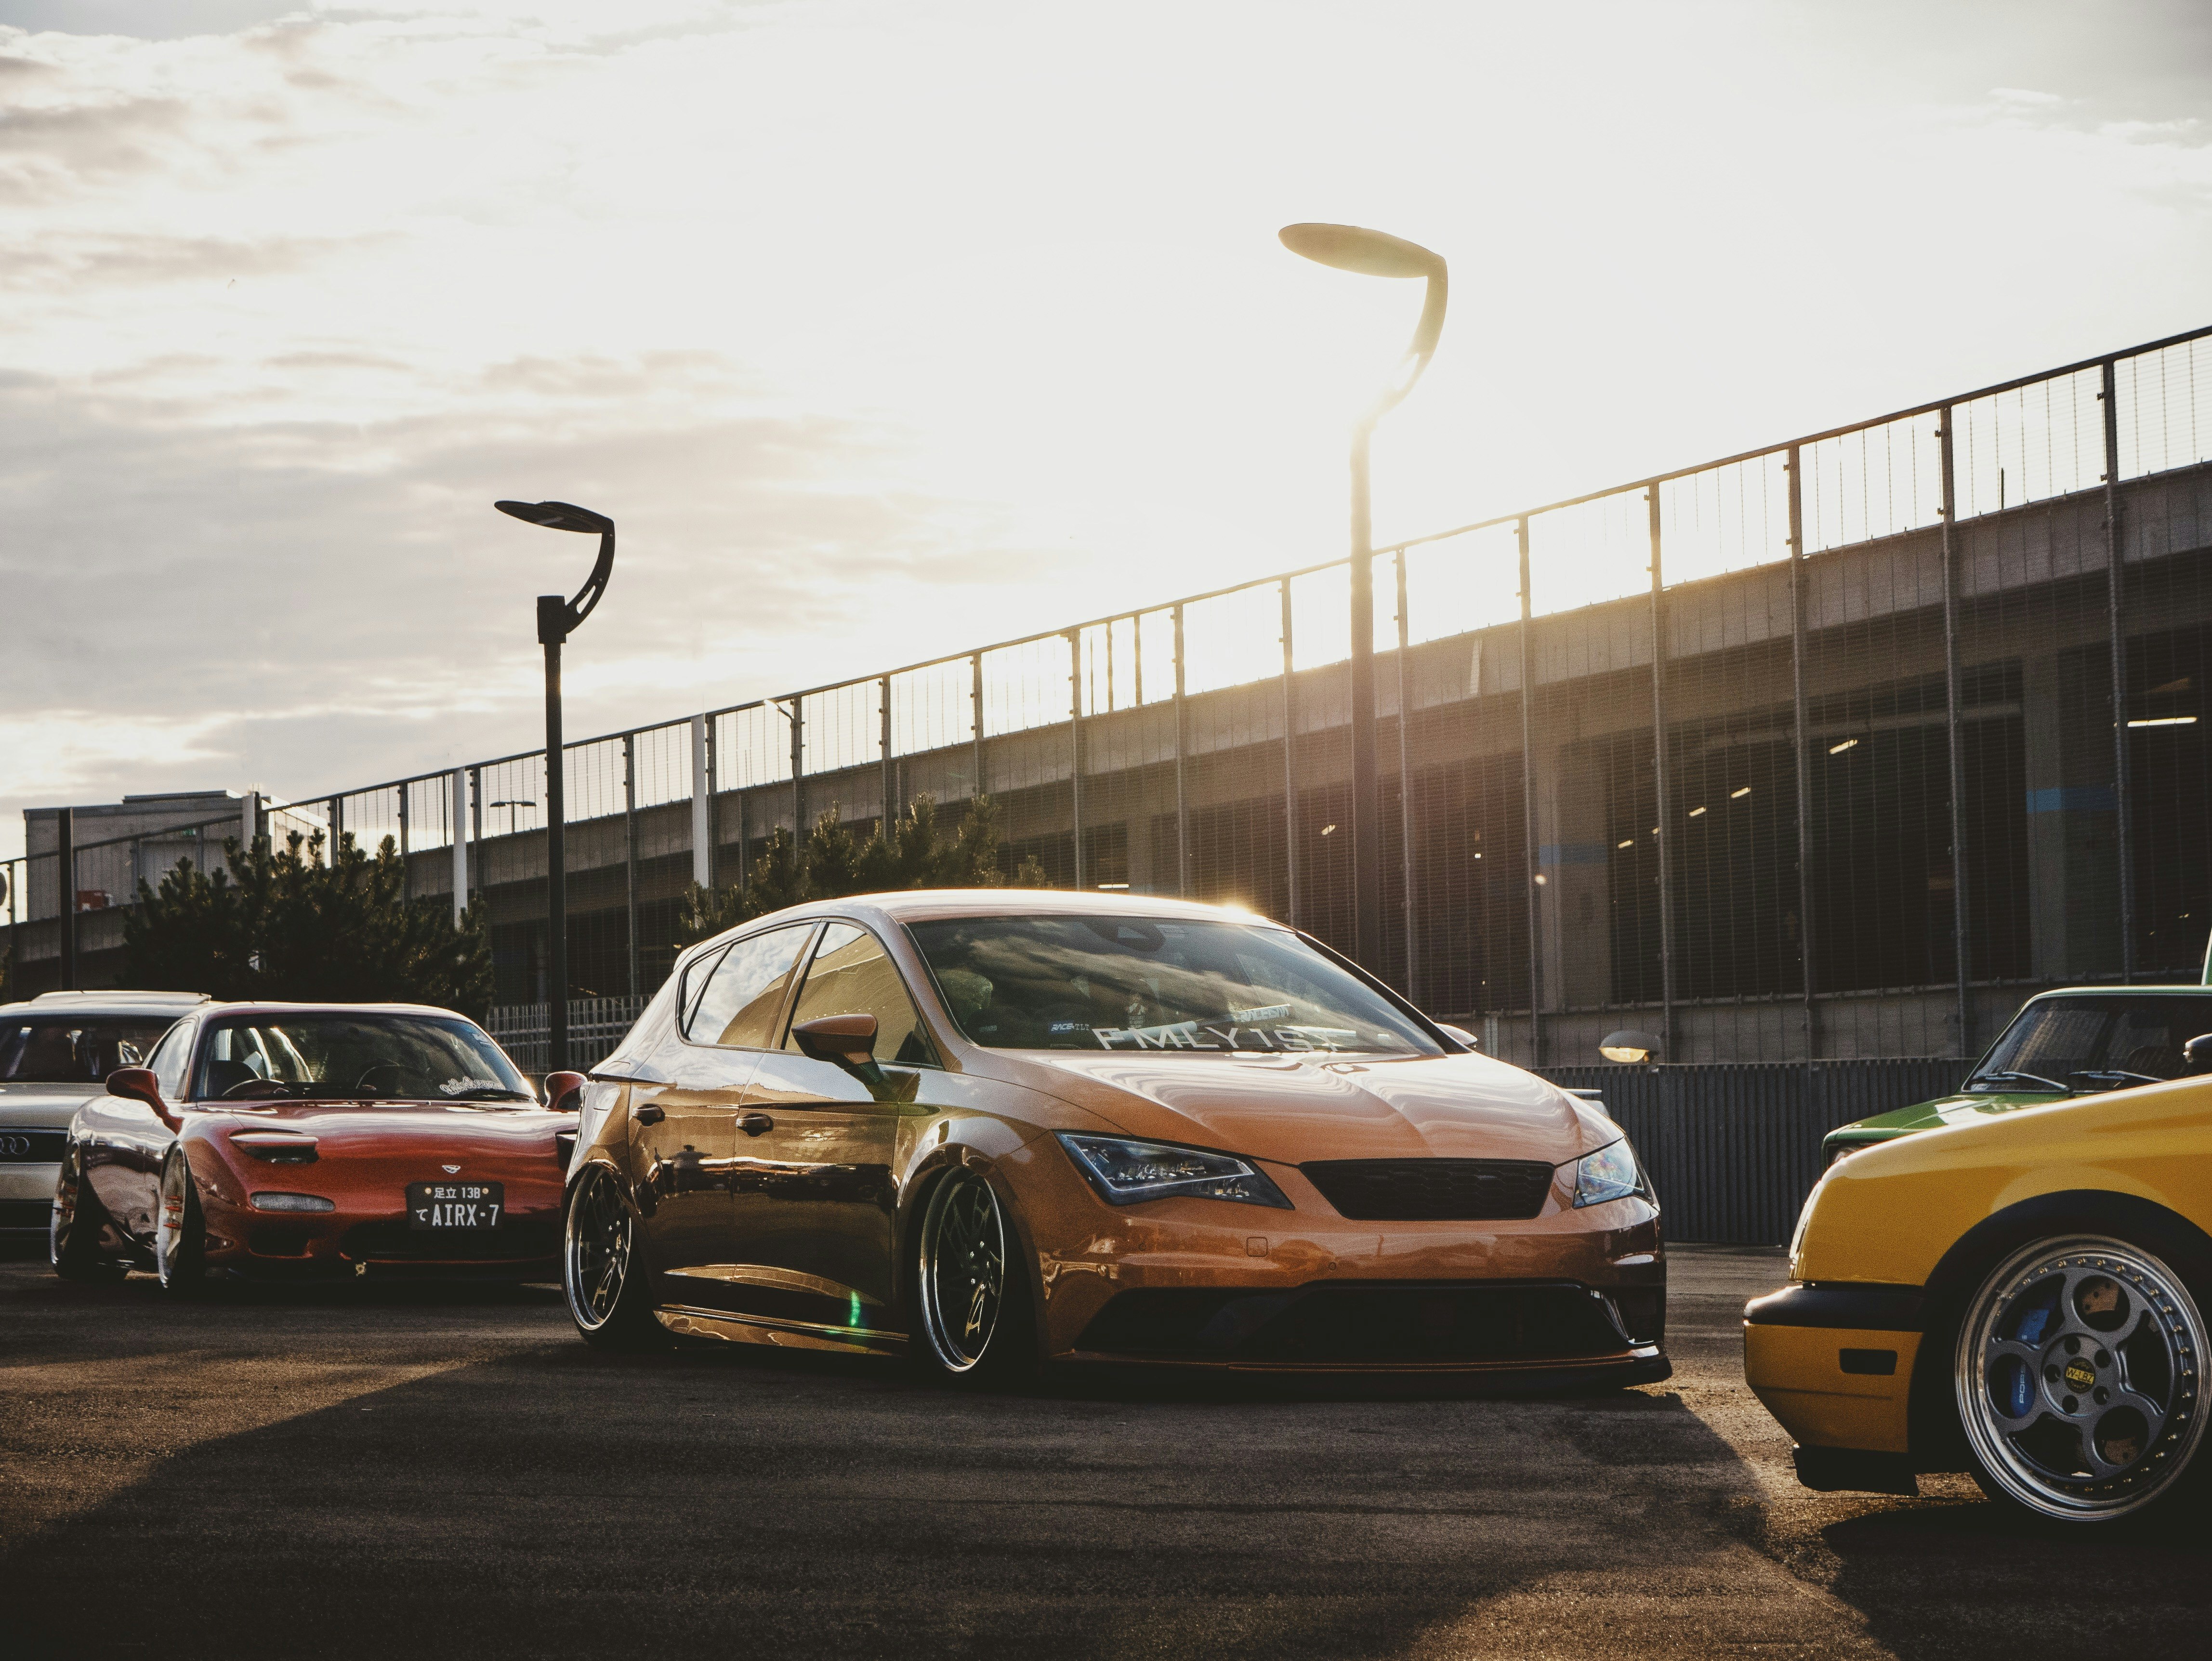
[739,1112,774,1137]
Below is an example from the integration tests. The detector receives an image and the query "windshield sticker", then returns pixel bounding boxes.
[440,1076,506,1096]
[1090,1021,1369,1053]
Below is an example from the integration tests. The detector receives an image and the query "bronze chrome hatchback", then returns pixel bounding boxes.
[561,891,1666,1385]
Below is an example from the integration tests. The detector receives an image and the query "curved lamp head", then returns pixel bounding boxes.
[1279,222,1448,422]
[496,500,616,645]
[1599,1028,1663,1065]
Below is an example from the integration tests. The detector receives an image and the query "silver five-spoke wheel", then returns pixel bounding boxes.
[918,1168,1010,1375]
[564,1164,638,1340]
[1957,1234,2206,1522]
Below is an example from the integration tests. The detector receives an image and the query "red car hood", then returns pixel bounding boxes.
[1005,1051,1598,1167]
[187,1098,570,1165]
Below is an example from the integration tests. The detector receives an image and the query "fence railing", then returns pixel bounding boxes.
[10,325,2212,1071]
[484,996,649,1076]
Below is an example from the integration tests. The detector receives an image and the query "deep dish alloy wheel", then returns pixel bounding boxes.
[1956,1234,2207,1522]
[153,1149,208,1296]
[917,1167,1017,1376]
[564,1163,661,1348]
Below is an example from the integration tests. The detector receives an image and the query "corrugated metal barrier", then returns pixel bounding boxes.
[1540,1058,1966,1245]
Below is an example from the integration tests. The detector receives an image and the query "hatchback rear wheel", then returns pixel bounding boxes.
[564,1163,664,1348]
[1955,1233,2208,1523]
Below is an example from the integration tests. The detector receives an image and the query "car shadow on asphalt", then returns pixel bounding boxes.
[1773,1493,2212,1660]
[2,1327,1774,1661]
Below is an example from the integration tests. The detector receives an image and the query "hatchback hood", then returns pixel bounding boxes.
[1011,1051,1599,1167]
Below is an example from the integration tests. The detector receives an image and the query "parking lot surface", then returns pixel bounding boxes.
[1,1242,2205,1660]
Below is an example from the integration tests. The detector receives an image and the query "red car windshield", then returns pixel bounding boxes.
[191,1014,532,1102]
[0,1017,174,1083]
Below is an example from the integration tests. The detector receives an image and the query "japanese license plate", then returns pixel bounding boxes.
[406,1180,504,1230]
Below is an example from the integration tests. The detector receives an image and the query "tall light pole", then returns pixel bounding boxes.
[495,499,616,1072]
[1278,223,1448,971]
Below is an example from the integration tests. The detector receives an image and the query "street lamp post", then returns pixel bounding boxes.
[489,799,536,836]
[495,500,616,1073]
[1278,223,1448,972]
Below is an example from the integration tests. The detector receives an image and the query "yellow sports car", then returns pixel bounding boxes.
[1744,1074,2211,1524]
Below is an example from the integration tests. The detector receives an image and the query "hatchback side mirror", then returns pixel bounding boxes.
[107,1066,180,1132]
[793,1013,911,1101]
[543,1069,588,1113]
[2185,1035,2212,1075]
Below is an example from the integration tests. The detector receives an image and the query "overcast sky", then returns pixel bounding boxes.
[3,0,2209,865]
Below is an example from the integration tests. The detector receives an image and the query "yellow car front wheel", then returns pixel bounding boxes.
[1955,1234,2208,1523]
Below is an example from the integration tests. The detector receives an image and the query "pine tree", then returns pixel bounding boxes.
[123,830,493,1019]
[672,792,1048,950]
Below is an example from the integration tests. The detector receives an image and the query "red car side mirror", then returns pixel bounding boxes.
[107,1066,180,1132]
[542,1069,588,1113]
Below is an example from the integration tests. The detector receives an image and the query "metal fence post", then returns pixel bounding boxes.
[704,715,719,894]
[328,796,342,857]
[2101,358,2136,980]
[1173,603,1189,897]
[1280,577,1298,926]
[623,731,639,997]
[1787,443,1819,1057]
[690,714,712,893]
[1518,516,1541,1066]
[397,784,409,900]
[879,674,896,833]
[467,767,482,909]
[1395,549,1417,1001]
[1938,405,1972,1048]
[449,767,468,924]
[57,807,76,991]
[1068,630,1086,888]
[788,699,805,872]
[970,650,986,807]
[1648,487,1675,1055]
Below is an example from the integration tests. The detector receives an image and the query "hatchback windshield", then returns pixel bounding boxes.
[1967,994,2212,1093]
[191,1013,532,1102]
[0,1017,175,1083]
[906,915,1443,1055]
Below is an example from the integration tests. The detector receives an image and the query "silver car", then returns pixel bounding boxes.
[0,991,208,1238]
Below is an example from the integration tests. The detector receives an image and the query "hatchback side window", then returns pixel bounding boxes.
[784,922,937,1067]
[685,925,814,1049]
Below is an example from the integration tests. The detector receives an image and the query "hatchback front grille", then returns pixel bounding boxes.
[1076,1281,1631,1363]
[1301,1158,1555,1221]
[0,1130,66,1162]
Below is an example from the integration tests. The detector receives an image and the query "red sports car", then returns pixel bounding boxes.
[49,1002,582,1291]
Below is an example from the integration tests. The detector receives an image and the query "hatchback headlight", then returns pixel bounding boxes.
[1569,1138,1650,1208]
[1057,1134,1291,1208]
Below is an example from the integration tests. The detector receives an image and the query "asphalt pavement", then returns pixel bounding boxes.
[2,1241,2206,1660]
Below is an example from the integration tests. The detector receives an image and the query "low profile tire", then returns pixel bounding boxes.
[50,1146,127,1284]
[154,1149,209,1298]
[564,1163,664,1349]
[1955,1233,2210,1525]
[912,1165,1035,1386]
